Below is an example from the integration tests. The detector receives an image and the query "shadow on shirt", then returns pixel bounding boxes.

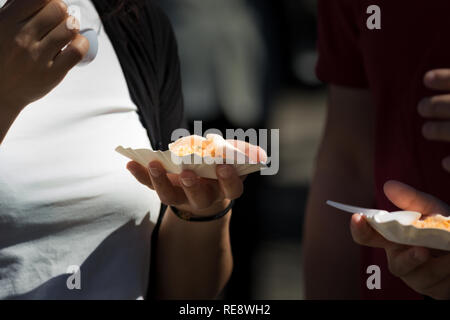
[9,212,154,300]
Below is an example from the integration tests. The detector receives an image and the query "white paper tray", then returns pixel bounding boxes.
[115,146,267,180]
[327,201,450,251]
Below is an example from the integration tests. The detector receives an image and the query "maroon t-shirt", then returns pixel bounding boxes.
[316,0,450,299]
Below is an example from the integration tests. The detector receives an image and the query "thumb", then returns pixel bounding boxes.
[383,180,448,215]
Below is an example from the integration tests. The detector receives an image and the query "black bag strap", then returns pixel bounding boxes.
[92,0,185,300]
[93,0,184,151]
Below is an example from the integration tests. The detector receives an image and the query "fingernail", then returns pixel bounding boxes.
[66,16,80,31]
[356,214,367,227]
[351,215,361,228]
[149,166,161,178]
[425,71,436,83]
[59,0,68,12]
[218,166,231,179]
[181,177,195,187]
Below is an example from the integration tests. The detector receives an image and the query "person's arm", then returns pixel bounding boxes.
[155,203,233,299]
[127,163,237,299]
[303,85,375,299]
[0,0,88,144]
[127,142,265,299]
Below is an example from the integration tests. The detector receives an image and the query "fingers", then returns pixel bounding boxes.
[39,16,79,61]
[420,70,450,171]
[384,245,450,300]
[350,212,450,299]
[216,165,244,200]
[22,0,68,40]
[351,207,450,299]
[424,69,450,91]
[128,160,188,206]
[6,0,50,22]
[422,121,450,142]
[179,170,220,210]
[385,246,430,278]
[127,161,181,189]
[420,275,450,300]
[421,277,450,300]
[443,157,450,172]
[52,33,89,73]
[128,161,245,213]
[177,166,242,213]
[350,214,401,249]
[148,161,186,206]
[383,180,448,215]
[126,161,153,189]
[402,253,450,298]
[418,95,450,119]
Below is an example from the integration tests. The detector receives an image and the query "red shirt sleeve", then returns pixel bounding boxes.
[316,0,368,88]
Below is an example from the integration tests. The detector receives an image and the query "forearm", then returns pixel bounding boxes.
[155,205,233,300]
[303,154,374,299]
[303,86,375,299]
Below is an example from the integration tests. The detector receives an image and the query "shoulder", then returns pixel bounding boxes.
[141,1,178,47]
[143,1,172,29]
[94,0,176,47]
[98,0,180,86]
[138,2,180,78]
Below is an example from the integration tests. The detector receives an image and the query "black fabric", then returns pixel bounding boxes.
[92,0,184,151]
[91,0,185,299]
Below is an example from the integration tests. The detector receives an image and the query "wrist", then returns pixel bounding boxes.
[194,199,232,216]
[170,199,233,222]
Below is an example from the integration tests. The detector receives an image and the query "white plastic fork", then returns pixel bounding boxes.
[326,200,422,225]
[326,200,388,218]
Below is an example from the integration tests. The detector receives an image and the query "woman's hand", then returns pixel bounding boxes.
[127,140,266,216]
[419,69,450,172]
[127,161,244,216]
[0,0,89,111]
[351,180,450,299]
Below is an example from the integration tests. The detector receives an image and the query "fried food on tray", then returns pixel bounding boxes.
[169,134,233,159]
[412,215,450,231]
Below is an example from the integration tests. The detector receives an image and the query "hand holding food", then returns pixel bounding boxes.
[121,135,267,217]
[348,181,450,299]
[116,134,268,179]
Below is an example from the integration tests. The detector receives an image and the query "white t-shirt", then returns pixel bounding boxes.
[0,2,161,299]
